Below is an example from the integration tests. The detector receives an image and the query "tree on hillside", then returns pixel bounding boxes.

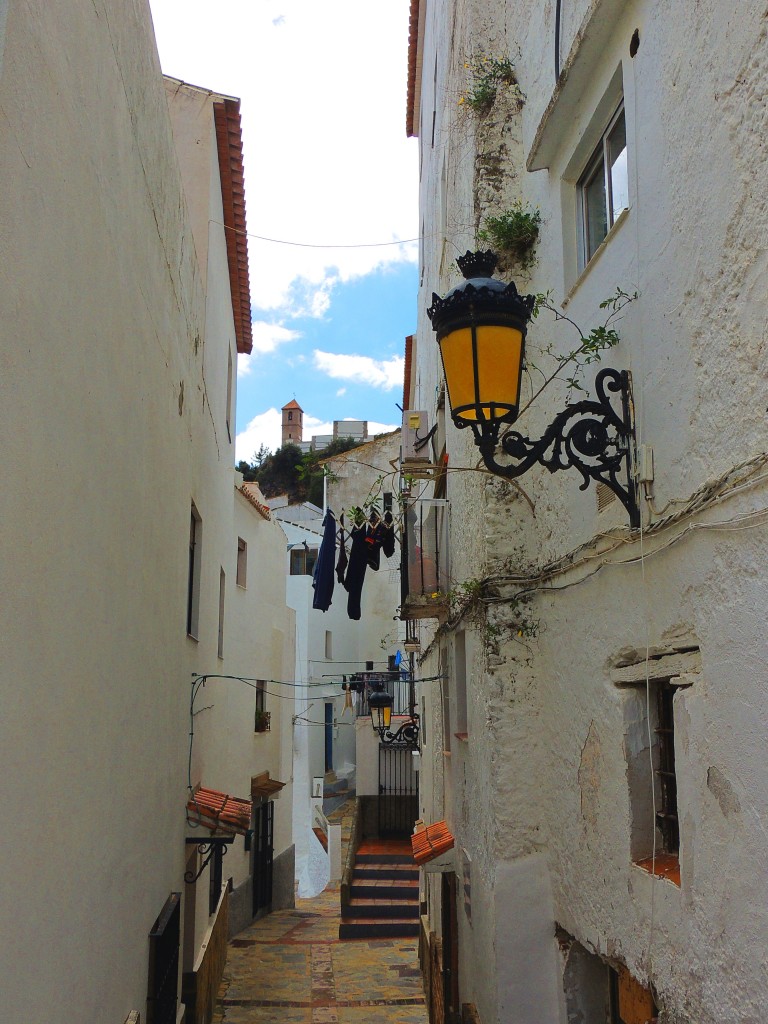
[236,436,367,506]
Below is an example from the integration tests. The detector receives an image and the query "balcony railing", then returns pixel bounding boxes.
[400,497,449,620]
[347,671,412,718]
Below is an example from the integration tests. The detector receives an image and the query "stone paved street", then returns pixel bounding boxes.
[214,801,428,1024]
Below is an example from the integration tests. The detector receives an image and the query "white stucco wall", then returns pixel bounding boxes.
[1,11,294,1022]
[1,3,205,1020]
[413,1,768,1021]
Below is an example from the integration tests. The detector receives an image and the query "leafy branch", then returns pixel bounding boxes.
[522,287,637,415]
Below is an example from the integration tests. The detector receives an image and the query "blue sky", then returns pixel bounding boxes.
[236,260,418,459]
[147,0,419,458]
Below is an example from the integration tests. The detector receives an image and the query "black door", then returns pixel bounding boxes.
[252,800,274,915]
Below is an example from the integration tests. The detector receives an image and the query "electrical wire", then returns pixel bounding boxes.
[210,218,420,250]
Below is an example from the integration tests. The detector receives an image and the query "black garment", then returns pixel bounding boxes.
[343,524,368,620]
[335,514,348,584]
[364,517,386,571]
[382,511,396,558]
[312,510,337,612]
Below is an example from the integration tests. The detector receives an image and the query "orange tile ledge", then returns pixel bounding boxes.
[634,853,680,886]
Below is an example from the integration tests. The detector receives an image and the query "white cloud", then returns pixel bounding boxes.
[235,408,282,461]
[336,387,347,397]
[238,322,301,376]
[148,0,418,313]
[313,350,404,390]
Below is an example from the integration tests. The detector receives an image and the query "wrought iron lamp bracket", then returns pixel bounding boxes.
[375,714,421,750]
[465,367,639,527]
[184,836,234,884]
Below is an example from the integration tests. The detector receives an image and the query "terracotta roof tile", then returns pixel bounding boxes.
[187,786,252,836]
[411,820,454,864]
[406,0,422,138]
[214,98,252,355]
[282,399,303,411]
[238,483,272,520]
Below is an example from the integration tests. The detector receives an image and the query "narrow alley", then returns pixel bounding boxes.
[214,800,428,1024]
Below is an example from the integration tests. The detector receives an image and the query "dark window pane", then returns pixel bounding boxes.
[584,160,608,260]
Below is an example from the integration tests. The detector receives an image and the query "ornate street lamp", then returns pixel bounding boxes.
[368,683,393,735]
[427,250,639,526]
[368,679,420,749]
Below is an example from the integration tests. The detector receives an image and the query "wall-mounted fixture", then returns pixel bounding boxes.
[427,250,639,526]
[368,678,420,749]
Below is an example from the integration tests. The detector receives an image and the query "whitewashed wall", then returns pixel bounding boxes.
[0,10,294,1022]
[0,3,205,1020]
[413,1,768,1021]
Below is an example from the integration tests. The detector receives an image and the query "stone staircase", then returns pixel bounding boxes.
[339,838,419,940]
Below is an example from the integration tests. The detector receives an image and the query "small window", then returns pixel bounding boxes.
[254,679,266,714]
[290,547,318,576]
[254,680,270,732]
[187,504,202,639]
[236,537,247,588]
[288,411,293,421]
[624,678,680,875]
[217,568,225,659]
[579,103,628,266]
[325,630,333,660]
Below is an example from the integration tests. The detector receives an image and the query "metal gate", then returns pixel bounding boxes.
[252,800,274,915]
[146,892,180,1024]
[378,746,418,837]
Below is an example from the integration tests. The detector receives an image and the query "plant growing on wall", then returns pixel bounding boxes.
[525,287,638,405]
[461,53,523,113]
[479,202,541,270]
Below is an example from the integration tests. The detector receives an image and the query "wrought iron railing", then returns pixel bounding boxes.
[347,671,411,718]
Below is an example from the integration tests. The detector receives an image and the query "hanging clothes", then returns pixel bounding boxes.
[382,510,396,558]
[335,513,348,584]
[312,510,337,612]
[343,524,369,620]
[364,515,387,571]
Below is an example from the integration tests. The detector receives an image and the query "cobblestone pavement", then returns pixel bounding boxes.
[214,801,428,1024]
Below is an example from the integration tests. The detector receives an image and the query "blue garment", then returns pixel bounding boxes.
[312,510,337,611]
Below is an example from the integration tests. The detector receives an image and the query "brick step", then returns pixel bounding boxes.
[353,865,419,881]
[351,882,418,900]
[347,899,419,919]
[339,918,420,940]
[355,853,415,865]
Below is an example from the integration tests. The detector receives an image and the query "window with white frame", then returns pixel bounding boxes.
[578,102,628,267]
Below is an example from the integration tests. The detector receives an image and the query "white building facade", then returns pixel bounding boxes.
[407,1,768,1022]
[1,9,293,1022]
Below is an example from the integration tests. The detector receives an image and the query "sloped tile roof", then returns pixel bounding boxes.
[238,483,272,520]
[406,0,422,138]
[411,820,454,864]
[214,98,252,355]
